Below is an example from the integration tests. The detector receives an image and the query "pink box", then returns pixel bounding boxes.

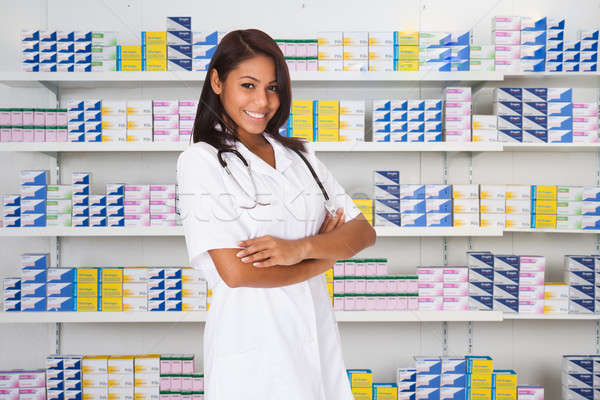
[388,278,399,293]
[150,185,176,199]
[18,387,46,400]
[519,272,545,286]
[443,282,468,297]
[153,100,179,115]
[124,185,150,200]
[333,280,344,294]
[23,127,34,142]
[518,299,544,314]
[443,267,469,282]
[45,128,56,142]
[154,115,179,129]
[445,87,471,102]
[384,295,397,310]
[396,296,408,311]
[366,279,377,294]
[154,129,180,142]
[179,100,198,115]
[124,214,150,226]
[493,30,521,45]
[493,16,521,31]
[179,118,194,130]
[333,296,344,310]
[418,282,443,297]
[445,130,471,142]
[344,296,356,310]
[355,278,366,293]
[23,110,34,125]
[519,285,545,300]
[307,59,318,71]
[33,110,45,126]
[495,59,520,72]
[573,103,598,117]
[344,279,357,294]
[375,279,387,294]
[517,386,544,400]
[355,262,366,276]
[125,200,150,214]
[495,45,521,60]
[443,297,469,311]
[333,262,344,277]
[150,203,176,214]
[160,376,171,391]
[365,296,378,311]
[444,115,471,130]
[11,127,23,142]
[171,360,182,375]
[0,110,10,125]
[160,359,171,374]
[181,377,193,391]
[376,260,387,276]
[417,267,444,282]
[34,128,45,142]
[150,214,178,227]
[57,127,67,142]
[344,262,356,276]
[355,296,367,310]
[407,279,418,293]
[192,376,203,392]
[418,296,443,311]
[0,127,10,141]
[0,372,19,388]
[18,371,45,388]
[57,110,67,126]
[45,110,57,126]
[0,389,18,400]
[408,296,418,310]
[365,262,377,276]
[179,114,195,122]
[520,256,545,272]
[573,131,598,143]
[10,110,22,126]
[573,117,598,131]
[444,102,471,116]
[170,376,182,391]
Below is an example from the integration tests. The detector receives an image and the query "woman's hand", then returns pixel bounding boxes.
[236,208,346,268]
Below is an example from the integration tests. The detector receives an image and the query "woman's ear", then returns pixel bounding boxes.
[210,69,223,95]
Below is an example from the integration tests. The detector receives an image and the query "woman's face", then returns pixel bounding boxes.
[211,54,280,139]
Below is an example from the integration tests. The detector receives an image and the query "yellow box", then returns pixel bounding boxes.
[532,185,557,200]
[469,373,492,388]
[470,388,492,400]
[373,385,397,400]
[291,100,314,115]
[292,114,314,130]
[396,32,419,45]
[121,60,142,71]
[395,61,419,71]
[324,268,333,281]
[120,45,142,60]
[317,129,339,142]
[144,32,166,46]
[316,100,339,115]
[77,296,98,311]
[77,268,99,283]
[353,199,373,208]
[317,114,339,130]
[102,283,123,298]
[494,388,517,400]
[532,214,556,229]
[469,358,494,374]
[494,373,518,390]
[77,283,99,297]
[351,387,372,400]
[348,370,372,388]
[291,129,313,142]
[102,268,123,284]
[534,200,557,215]
[396,46,419,59]
[145,60,167,71]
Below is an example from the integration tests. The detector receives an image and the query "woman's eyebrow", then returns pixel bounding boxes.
[239,75,278,84]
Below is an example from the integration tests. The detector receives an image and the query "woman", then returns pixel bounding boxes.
[177,29,376,399]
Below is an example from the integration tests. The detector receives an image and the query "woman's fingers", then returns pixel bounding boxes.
[241,250,272,264]
[236,243,270,259]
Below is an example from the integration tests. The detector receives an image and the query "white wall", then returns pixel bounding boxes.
[2,0,600,397]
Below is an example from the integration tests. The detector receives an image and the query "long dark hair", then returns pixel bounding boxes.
[192,29,306,153]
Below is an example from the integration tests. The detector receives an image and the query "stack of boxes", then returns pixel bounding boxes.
[0,369,46,400]
[565,255,596,314]
[72,172,90,227]
[117,42,142,72]
[447,32,471,72]
[365,32,395,72]
[338,101,365,141]
[373,99,443,143]
[346,369,372,400]
[159,355,205,398]
[470,44,495,71]
[546,19,566,72]
[124,184,150,227]
[373,170,400,227]
[531,185,557,229]
[466,356,494,399]
[479,184,506,229]
[468,251,494,311]
[82,355,108,400]
[399,184,423,227]
[441,357,467,399]
[21,170,48,227]
[415,356,441,399]
[39,31,58,73]
[0,107,68,143]
[153,100,179,142]
[108,355,134,400]
[562,355,596,400]
[493,16,521,73]
[91,32,118,72]
[100,100,127,143]
[141,31,167,71]
[192,31,221,72]
[276,37,319,72]
[505,184,531,230]
[77,268,99,311]
[3,277,20,311]
[316,32,343,72]
[417,267,469,311]
[67,100,99,142]
[518,255,546,314]
[396,367,416,399]
[315,100,339,142]
[493,254,520,314]
[520,17,547,73]
[21,253,48,312]
[573,102,599,143]
[101,268,124,312]
[444,87,472,142]
[342,32,368,72]
[3,194,21,228]
[123,267,149,312]
[150,185,177,227]
[46,266,76,312]
[73,31,92,72]
[472,114,498,142]
[47,355,82,400]
[107,183,125,227]
[395,32,419,72]
[181,267,207,312]
[178,100,198,143]
[452,184,480,228]
[167,17,192,71]
[419,32,451,72]
[57,31,74,73]
[288,100,313,142]
[353,199,373,225]
[21,30,40,72]
[126,101,153,142]
[425,184,452,227]
[584,187,600,229]
[544,282,569,314]
[575,30,599,72]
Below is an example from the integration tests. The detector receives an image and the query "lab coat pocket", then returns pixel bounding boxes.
[214,348,269,399]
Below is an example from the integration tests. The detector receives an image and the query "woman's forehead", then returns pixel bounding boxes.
[231,55,276,81]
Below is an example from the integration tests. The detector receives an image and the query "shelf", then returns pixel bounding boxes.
[505,228,600,234]
[0,71,504,88]
[503,143,600,152]
[1,311,597,323]
[375,227,503,237]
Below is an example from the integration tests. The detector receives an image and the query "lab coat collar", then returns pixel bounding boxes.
[234,133,295,176]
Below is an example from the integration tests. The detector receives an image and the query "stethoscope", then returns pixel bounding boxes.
[217,147,337,217]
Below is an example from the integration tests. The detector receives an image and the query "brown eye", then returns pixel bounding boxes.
[241,83,254,89]
[268,85,279,92]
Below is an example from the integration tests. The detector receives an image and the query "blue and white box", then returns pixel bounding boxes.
[375,185,400,200]
[375,213,402,227]
[400,185,425,200]
[401,199,426,214]
[415,356,442,375]
[375,199,400,213]
[21,297,46,311]
[20,170,49,186]
[548,88,573,102]
[426,185,451,199]
[400,213,426,227]
[21,253,48,269]
[426,213,452,227]
[374,170,400,185]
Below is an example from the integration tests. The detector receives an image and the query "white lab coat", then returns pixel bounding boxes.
[176,133,361,400]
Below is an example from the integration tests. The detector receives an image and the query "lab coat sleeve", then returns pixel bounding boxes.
[177,148,250,262]
[312,153,362,221]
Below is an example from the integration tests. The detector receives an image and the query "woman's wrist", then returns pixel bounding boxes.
[297,236,314,261]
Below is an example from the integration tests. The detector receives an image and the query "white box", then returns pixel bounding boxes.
[444,130,471,142]
[480,185,506,199]
[493,16,521,31]
[127,116,152,130]
[444,87,471,102]
[317,32,343,46]
[505,213,531,229]
[480,213,505,228]
[453,199,478,214]
[126,101,152,116]
[472,115,497,130]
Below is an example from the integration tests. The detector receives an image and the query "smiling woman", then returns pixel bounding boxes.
[177,29,376,400]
